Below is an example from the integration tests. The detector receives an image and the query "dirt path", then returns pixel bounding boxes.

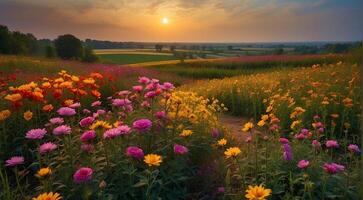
[220,115,252,143]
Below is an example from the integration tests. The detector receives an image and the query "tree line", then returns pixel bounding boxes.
[0,25,97,62]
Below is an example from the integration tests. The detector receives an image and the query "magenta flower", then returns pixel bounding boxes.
[83,109,91,114]
[103,128,122,139]
[144,91,156,99]
[141,101,150,108]
[174,144,188,155]
[5,156,24,167]
[154,111,166,119]
[53,125,71,136]
[326,140,339,148]
[96,109,106,115]
[49,117,64,125]
[81,144,94,153]
[211,128,220,138]
[79,117,95,127]
[91,101,101,107]
[323,163,345,174]
[118,90,131,96]
[279,137,290,144]
[297,160,310,169]
[295,133,306,140]
[126,146,144,159]
[26,128,47,139]
[73,167,93,183]
[57,107,76,116]
[133,119,152,132]
[282,143,293,161]
[112,99,131,107]
[80,130,96,142]
[39,142,57,154]
[312,140,321,149]
[162,82,174,90]
[300,129,309,135]
[348,144,360,154]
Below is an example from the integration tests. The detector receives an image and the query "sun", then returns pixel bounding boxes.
[161,17,169,24]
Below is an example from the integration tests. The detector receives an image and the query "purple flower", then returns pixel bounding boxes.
[300,128,309,135]
[297,160,310,169]
[26,128,47,139]
[49,117,64,125]
[348,144,360,154]
[312,140,321,149]
[73,167,93,183]
[103,128,122,139]
[80,130,96,142]
[317,127,324,134]
[144,91,156,99]
[79,117,95,127]
[57,107,76,116]
[174,144,188,154]
[323,163,345,174]
[326,140,339,148]
[211,128,220,138]
[133,119,152,132]
[5,156,24,167]
[126,146,144,159]
[279,137,290,144]
[39,142,57,154]
[282,143,293,161]
[162,82,174,91]
[53,125,71,136]
[81,144,94,152]
[91,101,101,107]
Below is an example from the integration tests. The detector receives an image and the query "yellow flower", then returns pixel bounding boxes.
[4,93,22,102]
[266,105,273,113]
[23,110,33,121]
[180,129,193,137]
[0,110,11,121]
[32,192,62,200]
[245,185,272,200]
[71,75,80,82]
[144,154,162,167]
[83,78,95,84]
[42,82,51,88]
[290,120,301,129]
[257,120,265,127]
[90,120,112,130]
[37,167,52,177]
[217,138,227,146]
[242,122,254,132]
[261,115,269,121]
[224,147,241,158]
[63,99,74,106]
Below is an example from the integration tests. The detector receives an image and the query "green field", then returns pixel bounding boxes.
[97,53,176,64]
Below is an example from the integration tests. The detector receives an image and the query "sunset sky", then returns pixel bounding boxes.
[0,0,362,42]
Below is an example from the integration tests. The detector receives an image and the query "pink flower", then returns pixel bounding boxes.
[132,85,143,92]
[49,117,64,125]
[26,128,47,139]
[5,156,24,167]
[73,167,93,183]
[39,142,57,154]
[348,144,360,154]
[294,133,306,140]
[69,102,81,108]
[79,117,95,127]
[133,119,152,132]
[81,144,94,152]
[57,107,76,116]
[53,125,71,136]
[154,111,166,119]
[326,140,339,148]
[323,163,345,174]
[138,76,150,84]
[297,160,309,169]
[217,187,225,193]
[141,101,150,108]
[83,109,91,114]
[312,140,321,149]
[126,146,144,159]
[80,130,96,142]
[118,90,131,96]
[103,128,122,139]
[279,137,290,144]
[91,101,101,107]
[211,128,220,138]
[112,99,131,107]
[174,144,188,155]
[96,109,106,115]
[144,91,156,98]
[117,125,131,135]
[162,82,174,90]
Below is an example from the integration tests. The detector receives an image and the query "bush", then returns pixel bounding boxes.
[54,34,83,60]
[82,47,98,62]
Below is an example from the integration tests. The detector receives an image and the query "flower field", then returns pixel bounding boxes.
[0,54,361,199]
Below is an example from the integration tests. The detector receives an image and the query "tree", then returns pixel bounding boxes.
[54,34,83,59]
[45,45,55,58]
[0,25,12,54]
[155,44,163,52]
[82,46,98,62]
[170,45,176,52]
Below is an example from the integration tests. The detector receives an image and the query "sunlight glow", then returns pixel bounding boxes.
[162,17,169,24]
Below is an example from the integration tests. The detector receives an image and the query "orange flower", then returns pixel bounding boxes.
[42,104,54,112]
[64,99,74,106]
[4,93,22,102]
[23,110,33,121]
[91,90,101,98]
[90,72,103,79]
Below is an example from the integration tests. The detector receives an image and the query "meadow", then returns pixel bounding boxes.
[0,51,361,200]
